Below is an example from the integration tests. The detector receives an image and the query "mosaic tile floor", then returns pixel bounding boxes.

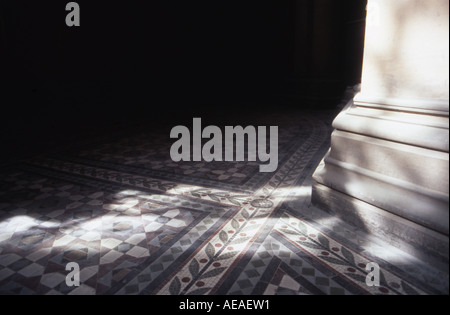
[0,110,448,295]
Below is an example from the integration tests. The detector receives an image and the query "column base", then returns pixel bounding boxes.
[312,182,449,269]
[311,94,449,268]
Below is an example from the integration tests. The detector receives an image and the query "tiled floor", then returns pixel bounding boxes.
[0,110,448,295]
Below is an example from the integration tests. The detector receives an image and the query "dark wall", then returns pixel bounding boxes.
[288,0,367,106]
[1,1,293,110]
[0,0,366,159]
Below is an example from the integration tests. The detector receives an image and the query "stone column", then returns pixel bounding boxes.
[312,0,449,264]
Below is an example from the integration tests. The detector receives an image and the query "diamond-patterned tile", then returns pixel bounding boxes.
[40,272,66,288]
[126,246,149,259]
[18,263,45,277]
[0,254,22,267]
[100,250,123,265]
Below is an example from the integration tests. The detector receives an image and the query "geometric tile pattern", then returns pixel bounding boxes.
[0,111,448,295]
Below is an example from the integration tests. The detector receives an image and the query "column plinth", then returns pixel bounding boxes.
[312,0,449,265]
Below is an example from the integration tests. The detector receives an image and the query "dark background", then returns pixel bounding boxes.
[0,0,367,160]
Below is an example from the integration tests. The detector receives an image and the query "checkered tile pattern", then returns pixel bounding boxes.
[0,111,446,295]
